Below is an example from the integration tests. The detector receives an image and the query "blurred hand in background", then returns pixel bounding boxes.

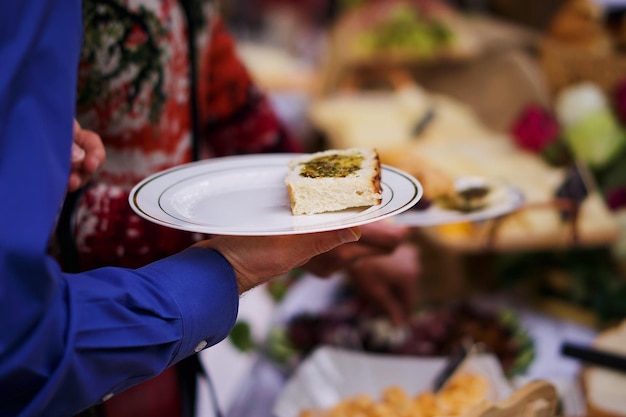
[68,119,105,193]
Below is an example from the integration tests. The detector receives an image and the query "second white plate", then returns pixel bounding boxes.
[393,183,525,227]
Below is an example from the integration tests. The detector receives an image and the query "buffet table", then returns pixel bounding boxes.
[199,9,620,413]
[199,274,597,417]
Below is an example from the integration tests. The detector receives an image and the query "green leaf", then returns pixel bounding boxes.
[228,321,256,353]
[594,147,626,194]
[266,280,290,303]
[541,139,573,167]
[263,328,298,365]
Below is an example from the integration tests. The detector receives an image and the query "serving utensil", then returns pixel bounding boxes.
[561,341,626,374]
[432,343,480,392]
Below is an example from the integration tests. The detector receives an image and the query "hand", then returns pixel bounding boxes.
[195,227,361,294]
[68,119,106,193]
[347,241,421,326]
[300,220,412,277]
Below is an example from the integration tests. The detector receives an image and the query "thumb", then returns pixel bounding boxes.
[303,227,362,257]
[288,227,363,270]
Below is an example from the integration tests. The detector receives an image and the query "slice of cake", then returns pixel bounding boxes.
[285,148,383,215]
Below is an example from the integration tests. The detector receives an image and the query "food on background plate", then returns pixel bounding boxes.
[329,0,481,70]
[583,320,626,417]
[299,373,489,417]
[357,2,455,59]
[436,176,508,213]
[439,177,492,212]
[286,148,382,215]
[379,147,454,209]
[379,148,507,213]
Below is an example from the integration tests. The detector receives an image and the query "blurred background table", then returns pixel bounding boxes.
[199,274,596,417]
[196,1,626,415]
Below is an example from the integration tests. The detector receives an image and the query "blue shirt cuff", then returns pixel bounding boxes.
[139,246,239,365]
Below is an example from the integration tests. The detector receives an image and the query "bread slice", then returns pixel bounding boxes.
[583,320,626,417]
[285,148,382,215]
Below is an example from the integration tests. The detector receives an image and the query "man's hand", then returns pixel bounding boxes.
[300,220,412,277]
[195,227,361,294]
[68,120,106,192]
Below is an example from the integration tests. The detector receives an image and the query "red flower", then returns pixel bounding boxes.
[607,187,626,211]
[511,105,561,153]
[613,77,626,124]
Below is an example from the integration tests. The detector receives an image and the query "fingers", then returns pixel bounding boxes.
[300,221,412,277]
[296,228,363,261]
[196,227,361,294]
[67,119,106,193]
[67,173,83,193]
[73,125,105,174]
[357,221,411,252]
[71,141,86,164]
[301,242,386,277]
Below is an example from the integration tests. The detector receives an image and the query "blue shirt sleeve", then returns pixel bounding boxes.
[0,2,239,417]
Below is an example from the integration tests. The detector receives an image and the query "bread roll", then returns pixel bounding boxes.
[286,148,382,215]
[583,321,626,417]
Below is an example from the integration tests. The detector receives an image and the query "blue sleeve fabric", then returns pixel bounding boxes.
[0,2,239,417]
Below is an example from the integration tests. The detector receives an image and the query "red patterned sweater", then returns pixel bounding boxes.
[73,0,302,270]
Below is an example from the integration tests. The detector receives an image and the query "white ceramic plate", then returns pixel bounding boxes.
[393,182,525,227]
[129,154,423,236]
[273,346,512,417]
